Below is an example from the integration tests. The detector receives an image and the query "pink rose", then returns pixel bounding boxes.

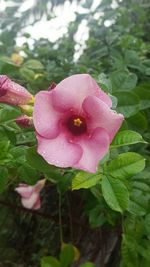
[33,74,124,173]
[0,75,33,106]
[15,179,45,210]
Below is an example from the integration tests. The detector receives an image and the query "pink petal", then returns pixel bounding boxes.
[36,132,83,168]
[52,74,112,112]
[33,91,62,139]
[73,128,110,173]
[91,77,112,107]
[18,183,28,187]
[21,192,39,209]
[15,186,33,198]
[33,198,41,210]
[83,96,124,142]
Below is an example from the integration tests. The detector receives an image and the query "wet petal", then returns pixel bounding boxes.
[83,96,124,142]
[37,132,83,168]
[33,91,62,139]
[52,74,112,112]
[73,128,110,173]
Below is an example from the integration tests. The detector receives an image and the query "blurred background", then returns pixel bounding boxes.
[0,0,150,266]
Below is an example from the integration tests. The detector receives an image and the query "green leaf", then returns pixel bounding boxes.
[144,214,150,234]
[0,105,21,123]
[0,126,9,142]
[89,206,106,228]
[134,83,150,110]
[110,70,137,91]
[41,256,60,267]
[109,94,118,109]
[19,67,35,81]
[114,91,140,118]
[26,147,61,181]
[0,167,8,193]
[111,130,146,148]
[16,131,35,145]
[124,50,140,69]
[17,163,40,184]
[24,59,44,70]
[133,170,150,180]
[10,146,28,164]
[101,176,129,212]
[131,181,150,192]
[98,73,112,93]
[80,262,95,267]
[145,67,150,76]
[59,244,75,267]
[128,112,148,131]
[0,140,10,153]
[0,56,18,66]
[3,125,17,144]
[128,188,149,216]
[0,140,12,164]
[128,199,146,216]
[72,171,101,190]
[107,152,145,178]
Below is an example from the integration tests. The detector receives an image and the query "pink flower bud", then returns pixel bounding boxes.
[0,75,33,106]
[15,179,46,210]
[15,115,33,128]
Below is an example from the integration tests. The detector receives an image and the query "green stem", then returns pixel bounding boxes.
[58,192,63,244]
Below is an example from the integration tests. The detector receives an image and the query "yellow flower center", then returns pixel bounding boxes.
[73,118,82,127]
[66,115,87,136]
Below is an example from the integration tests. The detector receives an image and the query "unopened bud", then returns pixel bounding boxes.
[19,104,33,116]
[15,115,33,128]
[0,75,33,106]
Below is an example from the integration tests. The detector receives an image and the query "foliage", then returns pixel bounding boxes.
[0,0,150,266]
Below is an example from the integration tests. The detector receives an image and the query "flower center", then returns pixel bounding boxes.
[73,118,82,127]
[66,115,87,136]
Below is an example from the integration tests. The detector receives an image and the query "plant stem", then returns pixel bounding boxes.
[58,192,63,244]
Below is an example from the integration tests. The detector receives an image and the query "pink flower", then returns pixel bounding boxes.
[33,74,124,173]
[0,75,33,106]
[15,179,45,210]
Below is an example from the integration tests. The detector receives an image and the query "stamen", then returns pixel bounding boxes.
[74,118,82,127]
[66,115,87,136]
